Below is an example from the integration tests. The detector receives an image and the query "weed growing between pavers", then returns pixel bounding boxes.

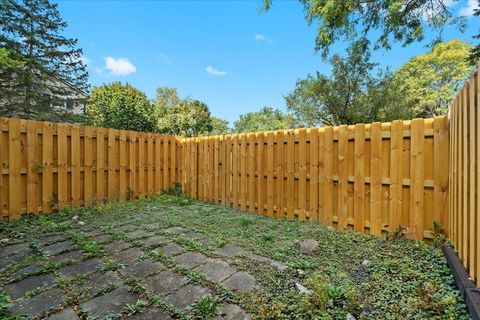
[0,194,471,319]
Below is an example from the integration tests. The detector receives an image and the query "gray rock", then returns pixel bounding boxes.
[173,252,208,269]
[361,259,370,267]
[103,240,131,253]
[46,307,80,320]
[0,242,30,259]
[14,262,42,277]
[214,246,248,257]
[10,288,64,318]
[127,229,153,239]
[165,226,187,235]
[110,247,144,264]
[128,306,174,319]
[346,313,357,320]
[164,284,209,311]
[270,260,288,271]
[195,259,236,282]
[155,243,183,257]
[49,250,84,264]
[73,271,122,298]
[295,283,311,294]
[299,239,319,254]
[5,273,57,299]
[80,286,139,319]
[144,270,188,296]
[119,259,165,278]
[43,241,76,256]
[214,304,250,320]
[222,272,258,293]
[56,258,103,279]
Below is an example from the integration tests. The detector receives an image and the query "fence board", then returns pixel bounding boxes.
[26,121,38,214]
[42,121,53,213]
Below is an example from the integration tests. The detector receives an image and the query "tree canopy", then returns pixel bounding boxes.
[0,0,88,118]
[209,117,230,135]
[233,107,294,133]
[264,0,465,58]
[285,40,412,126]
[394,39,472,117]
[155,87,214,137]
[85,82,158,132]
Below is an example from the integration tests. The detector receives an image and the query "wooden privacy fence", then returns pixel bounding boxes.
[0,118,182,221]
[181,117,449,241]
[0,70,478,285]
[449,70,479,285]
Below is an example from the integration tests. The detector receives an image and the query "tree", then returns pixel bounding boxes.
[84,82,157,132]
[0,48,25,113]
[155,87,213,137]
[209,117,230,135]
[0,0,88,118]
[233,107,294,133]
[264,0,465,58]
[285,40,408,126]
[394,39,472,117]
[469,1,480,64]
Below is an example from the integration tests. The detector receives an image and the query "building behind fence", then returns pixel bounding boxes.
[0,70,477,285]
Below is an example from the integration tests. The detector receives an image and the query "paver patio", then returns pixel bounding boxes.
[0,202,276,319]
[0,195,470,319]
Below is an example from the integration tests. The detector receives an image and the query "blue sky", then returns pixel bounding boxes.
[57,0,479,125]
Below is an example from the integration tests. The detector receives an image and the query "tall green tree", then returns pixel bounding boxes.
[469,0,480,64]
[264,0,465,58]
[0,0,89,118]
[85,82,157,132]
[394,39,472,117]
[208,117,230,135]
[155,87,213,137]
[285,40,409,126]
[233,106,294,133]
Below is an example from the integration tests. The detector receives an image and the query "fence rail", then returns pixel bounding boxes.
[0,118,182,220]
[182,117,449,241]
[0,70,478,286]
[449,70,479,285]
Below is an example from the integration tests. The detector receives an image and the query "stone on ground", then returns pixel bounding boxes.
[214,245,248,257]
[49,250,83,264]
[5,273,56,299]
[195,259,236,282]
[56,258,103,279]
[155,242,183,257]
[144,270,188,296]
[214,304,250,320]
[10,288,64,318]
[80,286,139,319]
[222,271,258,293]
[163,284,210,311]
[47,307,80,320]
[173,252,208,268]
[128,306,174,320]
[119,259,165,278]
[299,239,319,254]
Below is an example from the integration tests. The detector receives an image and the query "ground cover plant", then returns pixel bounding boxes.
[0,194,470,319]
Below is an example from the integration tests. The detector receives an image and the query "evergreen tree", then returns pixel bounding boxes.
[0,0,88,118]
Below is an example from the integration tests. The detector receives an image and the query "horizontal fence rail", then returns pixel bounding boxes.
[449,70,479,286]
[182,117,449,241]
[0,118,182,221]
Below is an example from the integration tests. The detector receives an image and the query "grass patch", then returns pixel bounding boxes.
[0,194,470,319]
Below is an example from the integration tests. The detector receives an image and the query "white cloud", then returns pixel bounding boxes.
[206,66,227,76]
[158,53,172,65]
[104,57,136,76]
[255,33,273,45]
[459,0,477,16]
